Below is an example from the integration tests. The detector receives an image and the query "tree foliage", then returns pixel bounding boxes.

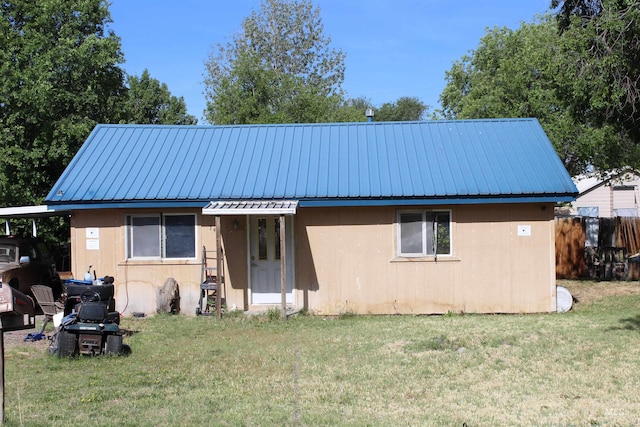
[125,69,197,125]
[375,97,428,122]
[0,1,198,244]
[552,0,603,29]
[203,0,346,124]
[330,97,373,122]
[441,1,640,175]
[551,0,640,171]
[0,1,198,214]
[441,18,585,175]
[439,15,630,176]
[0,0,126,209]
[315,96,430,123]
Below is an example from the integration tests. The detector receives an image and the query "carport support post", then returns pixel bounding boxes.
[280,215,287,319]
[0,331,4,424]
[215,215,222,319]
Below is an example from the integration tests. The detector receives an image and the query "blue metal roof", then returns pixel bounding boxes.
[45,119,578,208]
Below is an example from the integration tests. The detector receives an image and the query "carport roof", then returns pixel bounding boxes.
[0,205,70,218]
[44,118,577,209]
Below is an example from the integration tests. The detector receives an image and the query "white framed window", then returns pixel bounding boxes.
[126,213,196,259]
[397,210,451,257]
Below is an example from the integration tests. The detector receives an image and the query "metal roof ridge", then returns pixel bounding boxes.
[93,118,539,131]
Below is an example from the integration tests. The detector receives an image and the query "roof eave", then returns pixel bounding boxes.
[45,201,210,211]
[43,193,577,212]
[298,195,577,207]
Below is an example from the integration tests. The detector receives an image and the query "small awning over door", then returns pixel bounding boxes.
[202,200,299,216]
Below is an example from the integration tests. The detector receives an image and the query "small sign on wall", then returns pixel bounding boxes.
[86,239,100,250]
[86,228,100,250]
[517,225,531,236]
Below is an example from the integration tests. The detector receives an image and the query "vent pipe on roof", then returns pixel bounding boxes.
[365,108,374,123]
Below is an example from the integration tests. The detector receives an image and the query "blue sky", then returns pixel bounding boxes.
[108,1,551,123]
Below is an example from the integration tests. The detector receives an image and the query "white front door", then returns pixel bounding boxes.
[249,216,294,304]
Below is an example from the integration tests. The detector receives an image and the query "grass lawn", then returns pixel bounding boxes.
[4,280,640,426]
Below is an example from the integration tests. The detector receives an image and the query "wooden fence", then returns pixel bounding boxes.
[555,217,640,279]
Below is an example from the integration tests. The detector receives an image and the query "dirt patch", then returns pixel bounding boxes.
[2,316,52,351]
[558,280,640,305]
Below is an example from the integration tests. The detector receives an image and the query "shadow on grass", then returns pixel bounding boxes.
[609,315,640,332]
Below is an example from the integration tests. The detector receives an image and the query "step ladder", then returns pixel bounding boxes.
[196,245,224,316]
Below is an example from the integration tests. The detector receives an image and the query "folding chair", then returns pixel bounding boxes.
[30,285,64,335]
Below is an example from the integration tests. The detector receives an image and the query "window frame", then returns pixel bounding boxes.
[397,209,452,258]
[126,213,197,260]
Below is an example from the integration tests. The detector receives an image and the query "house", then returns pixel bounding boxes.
[24,119,577,316]
[554,168,640,276]
[571,168,640,218]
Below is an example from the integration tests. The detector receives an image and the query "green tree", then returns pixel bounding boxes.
[551,0,640,171]
[331,96,373,122]
[552,0,603,30]
[125,69,197,125]
[375,97,429,122]
[0,0,126,210]
[439,17,607,175]
[203,0,346,124]
[332,96,430,123]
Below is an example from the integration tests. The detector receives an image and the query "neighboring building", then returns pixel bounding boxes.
[572,168,640,218]
[6,119,577,316]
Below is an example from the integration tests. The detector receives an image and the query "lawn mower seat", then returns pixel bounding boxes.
[63,281,120,324]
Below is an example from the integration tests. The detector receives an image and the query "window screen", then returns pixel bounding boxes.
[398,210,451,257]
[130,216,161,258]
[165,215,196,258]
[127,214,196,259]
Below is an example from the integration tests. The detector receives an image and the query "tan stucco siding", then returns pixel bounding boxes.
[70,209,122,286]
[295,204,556,315]
[70,209,224,316]
[452,204,555,313]
[69,203,556,316]
[296,207,396,314]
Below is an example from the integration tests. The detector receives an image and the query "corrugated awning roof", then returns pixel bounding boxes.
[202,200,298,215]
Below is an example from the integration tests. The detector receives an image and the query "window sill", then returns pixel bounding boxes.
[390,256,461,263]
[119,259,200,267]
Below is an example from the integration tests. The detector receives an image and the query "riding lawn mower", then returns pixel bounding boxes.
[51,277,127,357]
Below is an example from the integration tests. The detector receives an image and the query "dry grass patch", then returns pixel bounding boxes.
[559,278,640,304]
[2,281,640,426]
